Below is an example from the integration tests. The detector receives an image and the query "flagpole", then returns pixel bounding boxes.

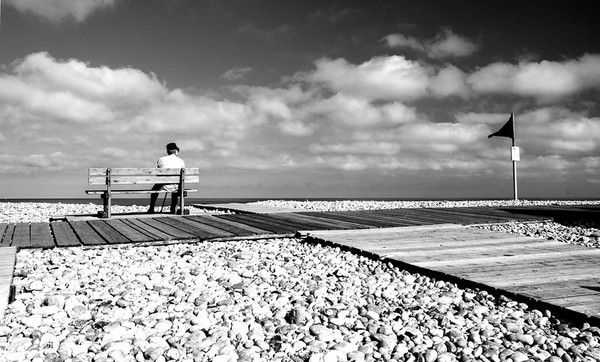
[512,113,518,201]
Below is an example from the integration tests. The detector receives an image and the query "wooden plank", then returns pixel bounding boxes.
[135,217,198,240]
[0,247,17,317]
[476,269,600,287]
[87,220,131,245]
[30,223,55,249]
[452,258,599,278]
[215,214,296,234]
[186,215,272,235]
[240,213,330,231]
[299,211,396,228]
[285,212,374,230]
[185,215,262,235]
[508,282,600,299]
[396,245,582,265]
[158,217,224,239]
[311,230,533,249]
[445,258,592,275]
[122,218,176,241]
[86,188,197,195]
[426,207,542,223]
[104,219,156,243]
[50,222,81,247]
[69,221,108,246]
[11,223,30,248]
[335,210,430,227]
[170,217,235,238]
[405,248,600,268]
[0,225,14,247]
[358,209,456,225]
[0,224,7,246]
[376,209,467,224]
[89,167,200,176]
[381,239,561,256]
[89,175,199,185]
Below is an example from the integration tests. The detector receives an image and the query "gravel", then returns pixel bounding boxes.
[1,200,599,361]
[2,239,600,362]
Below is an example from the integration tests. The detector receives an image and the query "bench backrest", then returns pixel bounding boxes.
[88,168,200,186]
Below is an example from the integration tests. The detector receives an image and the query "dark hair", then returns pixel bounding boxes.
[166,142,179,152]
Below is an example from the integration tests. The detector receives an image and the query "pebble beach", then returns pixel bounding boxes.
[1,200,600,362]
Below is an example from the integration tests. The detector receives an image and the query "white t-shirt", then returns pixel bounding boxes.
[157,154,185,168]
[156,154,185,192]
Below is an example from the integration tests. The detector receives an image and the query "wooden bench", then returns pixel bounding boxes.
[86,168,199,218]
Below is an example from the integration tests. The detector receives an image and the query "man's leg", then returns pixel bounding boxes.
[148,184,163,213]
[170,192,179,214]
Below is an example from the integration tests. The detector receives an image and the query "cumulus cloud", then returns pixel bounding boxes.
[5,0,117,23]
[304,56,471,101]
[0,152,74,173]
[429,65,469,98]
[384,29,479,58]
[467,55,600,102]
[306,56,431,101]
[1,50,599,191]
[221,67,254,81]
[0,52,164,124]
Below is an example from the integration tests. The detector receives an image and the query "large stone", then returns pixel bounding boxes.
[286,308,309,326]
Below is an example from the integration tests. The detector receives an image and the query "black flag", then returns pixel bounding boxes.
[488,114,514,139]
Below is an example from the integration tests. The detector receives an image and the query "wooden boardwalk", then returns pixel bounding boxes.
[301,225,600,324]
[0,206,550,249]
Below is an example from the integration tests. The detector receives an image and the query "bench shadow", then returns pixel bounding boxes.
[499,206,600,228]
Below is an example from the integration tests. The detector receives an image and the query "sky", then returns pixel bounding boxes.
[1,0,599,200]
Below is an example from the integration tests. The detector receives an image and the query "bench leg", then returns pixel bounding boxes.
[101,193,111,218]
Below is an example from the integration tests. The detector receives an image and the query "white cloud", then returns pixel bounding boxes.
[397,122,488,153]
[5,0,117,23]
[430,65,469,98]
[309,142,400,156]
[0,152,74,173]
[383,34,423,50]
[303,94,420,130]
[305,56,471,101]
[428,29,479,58]
[384,29,479,59]
[307,56,431,101]
[468,55,600,102]
[1,51,599,190]
[0,52,164,124]
[221,67,254,81]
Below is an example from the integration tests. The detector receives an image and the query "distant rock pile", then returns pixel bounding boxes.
[251,199,600,212]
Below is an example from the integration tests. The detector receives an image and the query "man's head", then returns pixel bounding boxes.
[166,142,179,155]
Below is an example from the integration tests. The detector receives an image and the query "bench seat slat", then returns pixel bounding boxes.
[85,188,198,195]
[88,175,199,185]
[89,168,200,176]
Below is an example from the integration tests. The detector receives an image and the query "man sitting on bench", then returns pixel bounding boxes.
[148,142,185,214]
